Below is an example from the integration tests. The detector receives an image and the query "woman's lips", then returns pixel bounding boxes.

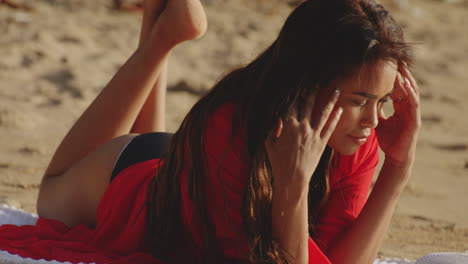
[348,135,368,145]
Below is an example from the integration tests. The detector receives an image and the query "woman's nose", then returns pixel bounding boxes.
[360,105,379,129]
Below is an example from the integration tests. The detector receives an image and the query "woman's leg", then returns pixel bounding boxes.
[42,0,207,179]
[131,0,167,133]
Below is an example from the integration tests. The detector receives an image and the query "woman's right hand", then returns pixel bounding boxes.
[265,89,343,195]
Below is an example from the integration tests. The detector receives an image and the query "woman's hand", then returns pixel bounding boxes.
[376,62,421,167]
[265,89,343,193]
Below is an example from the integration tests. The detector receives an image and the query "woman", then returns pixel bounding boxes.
[0,0,420,263]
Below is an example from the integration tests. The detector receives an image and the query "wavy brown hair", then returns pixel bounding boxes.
[146,0,413,263]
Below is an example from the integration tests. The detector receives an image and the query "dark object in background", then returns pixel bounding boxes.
[114,0,143,11]
[0,0,32,10]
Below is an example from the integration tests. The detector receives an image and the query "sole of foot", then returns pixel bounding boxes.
[152,0,207,47]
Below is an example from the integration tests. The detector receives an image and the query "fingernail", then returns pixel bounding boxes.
[334,89,341,99]
[337,107,343,115]
[404,77,411,87]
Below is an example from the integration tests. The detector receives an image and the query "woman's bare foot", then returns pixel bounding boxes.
[139,0,167,45]
[150,0,207,48]
[143,0,167,26]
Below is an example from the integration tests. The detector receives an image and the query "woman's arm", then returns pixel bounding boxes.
[266,90,342,263]
[326,159,413,263]
[272,180,310,263]
[325,63,421,264]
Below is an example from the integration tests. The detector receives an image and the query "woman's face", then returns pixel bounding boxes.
[326,60,398,155]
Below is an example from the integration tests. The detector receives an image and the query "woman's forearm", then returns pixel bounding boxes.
[272,182,309,263]
[326,159,413,264]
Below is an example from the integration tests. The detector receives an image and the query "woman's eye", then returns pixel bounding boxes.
[352,98,388,107]
[352,100,367,107]
[378,98,389,104]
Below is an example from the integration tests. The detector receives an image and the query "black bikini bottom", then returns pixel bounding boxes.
[111,132,174,182]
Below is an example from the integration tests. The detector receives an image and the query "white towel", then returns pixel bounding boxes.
[374,258,415,264]
[0,205,38,226]
[0,249,93,264]
[415,253,468,264]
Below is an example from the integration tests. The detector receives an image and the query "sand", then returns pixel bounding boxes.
[0,0,467,260]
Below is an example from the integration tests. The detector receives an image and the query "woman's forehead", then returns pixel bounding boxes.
[338,60,398,96]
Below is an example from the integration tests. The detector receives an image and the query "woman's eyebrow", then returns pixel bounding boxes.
[352,92,377,99]
[352,90,394,99]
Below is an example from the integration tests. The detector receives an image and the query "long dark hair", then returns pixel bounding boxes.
[146,0,412,263]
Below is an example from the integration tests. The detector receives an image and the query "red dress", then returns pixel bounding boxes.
[0,103,379,263]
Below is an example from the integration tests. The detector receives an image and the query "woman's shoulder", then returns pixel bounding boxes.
[205,102,246,142]
[203,101,249,175]
[208,102,238,122]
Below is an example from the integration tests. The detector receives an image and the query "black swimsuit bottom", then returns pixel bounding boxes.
[110,132,174,182]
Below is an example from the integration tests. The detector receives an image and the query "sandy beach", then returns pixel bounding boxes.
[0,0,467,260]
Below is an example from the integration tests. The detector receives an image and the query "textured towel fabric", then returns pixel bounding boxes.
[0,249,93,264]
[415,252,468,264]
[0,205,38,226]
[373,258,415,264]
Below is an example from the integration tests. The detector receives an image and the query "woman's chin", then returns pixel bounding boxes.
[329,143,359,156]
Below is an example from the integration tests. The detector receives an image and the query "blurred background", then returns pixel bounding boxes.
[0,0,467,259]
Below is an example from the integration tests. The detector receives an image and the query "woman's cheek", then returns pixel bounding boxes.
[335,105,360,132]
[330,99,359,135]
[328,107,350,143]
[334,109,348,133]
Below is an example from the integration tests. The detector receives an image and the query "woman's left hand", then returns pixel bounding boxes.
[376,62,421,167]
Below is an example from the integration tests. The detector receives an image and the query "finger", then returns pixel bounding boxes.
[266,118,283,143]
[403,77,419,107]
[401,62,419,94]
[322,107,343,139]
[302,90,317,122]
[274,118,284,139]
[379,105,387,120]
[390,72,409,115]
[289,103,299,122]
[265,118,282,149]
[315,89,340,131]
[401,62,416,86]
[391,71,407,101]
[403,72,419,98]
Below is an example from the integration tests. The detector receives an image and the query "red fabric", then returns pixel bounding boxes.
[0,160,163,264]
[314,129,379,253]
[0,103,378,264]
[179,103,378,263]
